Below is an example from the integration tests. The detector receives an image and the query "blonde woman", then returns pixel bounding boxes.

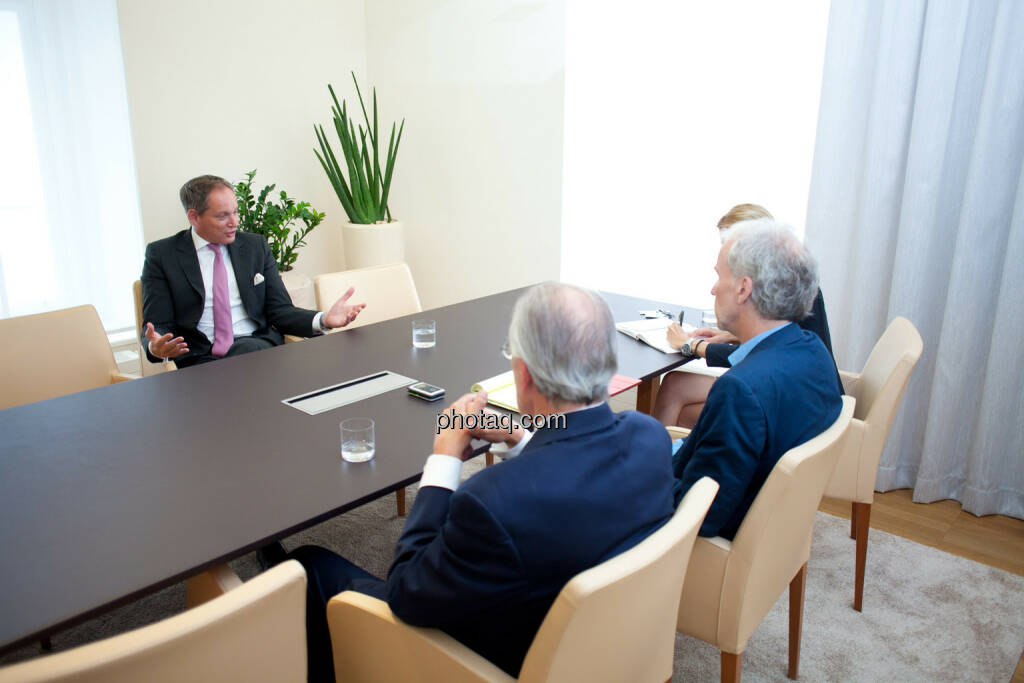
[652,204,838,428]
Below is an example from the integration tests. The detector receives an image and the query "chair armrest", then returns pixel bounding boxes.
[839,370,860,396]
[185,563,243,607]
[327,592,511,683]
[111,372,135,383]
[665,425,692,439]
[283,334,306,344]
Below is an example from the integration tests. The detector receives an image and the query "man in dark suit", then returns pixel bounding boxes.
[671,220,843,539]
[287,283,676,681]
[141,175,365,367]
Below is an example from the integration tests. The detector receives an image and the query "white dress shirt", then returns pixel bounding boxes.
[190,229,259,343]
[190,229,328,342]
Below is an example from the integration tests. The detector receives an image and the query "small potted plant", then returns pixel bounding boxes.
[315,72,405,269]
[235,169,325,307]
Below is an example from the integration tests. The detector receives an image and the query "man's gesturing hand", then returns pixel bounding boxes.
[144,322,188,359]
[323,286,366,329]
[433,391,489,461]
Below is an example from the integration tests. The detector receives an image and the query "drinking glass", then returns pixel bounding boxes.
[412,319,436,348]
[340,418,375,463]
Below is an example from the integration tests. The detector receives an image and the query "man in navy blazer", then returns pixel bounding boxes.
[672,220,842,539]
[141,175,365,367]
[288,283,676,681]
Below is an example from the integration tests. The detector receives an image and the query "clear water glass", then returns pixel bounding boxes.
[340,417,375,463]
[412,319,436,348]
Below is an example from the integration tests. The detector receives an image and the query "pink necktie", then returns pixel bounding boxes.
[209,244,234,356]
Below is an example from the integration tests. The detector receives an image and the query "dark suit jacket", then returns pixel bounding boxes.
[357,404,675,677]
[140,229,317,367]
[672,323,842,539]
[704,289,843,393]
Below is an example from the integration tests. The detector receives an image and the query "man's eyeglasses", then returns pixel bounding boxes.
[501,340,513,360]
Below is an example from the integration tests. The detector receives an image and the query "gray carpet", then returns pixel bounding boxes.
[3,458,1023,681]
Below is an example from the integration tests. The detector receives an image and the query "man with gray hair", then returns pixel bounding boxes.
[672,219,843,539]
[287,282,675,681]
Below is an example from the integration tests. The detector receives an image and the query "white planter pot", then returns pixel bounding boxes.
[279,268,315,309]
[342,220,405,270]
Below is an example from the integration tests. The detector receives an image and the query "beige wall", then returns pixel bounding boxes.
[364,0,565,308]
[119,0,565,310]
[118,0,367,279]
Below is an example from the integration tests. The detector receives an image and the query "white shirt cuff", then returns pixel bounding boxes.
[313,312,327,334]
[420,454,464,491]
[488,429,534,459]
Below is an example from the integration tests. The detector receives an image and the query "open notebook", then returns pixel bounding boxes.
[615,319,694,354]
[471,372,641,413]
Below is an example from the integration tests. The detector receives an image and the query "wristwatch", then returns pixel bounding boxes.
[680,338,699,357]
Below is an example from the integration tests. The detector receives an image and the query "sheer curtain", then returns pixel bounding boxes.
[806,0,1024,518]
[0,0,144,331]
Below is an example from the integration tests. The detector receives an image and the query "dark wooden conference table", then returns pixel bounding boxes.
[0,286,702,654]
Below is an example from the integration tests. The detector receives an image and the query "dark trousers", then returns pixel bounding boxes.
[288,545,384,683]
[185,336,276,366]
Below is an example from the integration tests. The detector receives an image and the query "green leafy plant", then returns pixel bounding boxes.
[314,72,404,224]
[235,170,325,272]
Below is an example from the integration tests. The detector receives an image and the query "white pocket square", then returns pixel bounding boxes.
[253,273,265,285]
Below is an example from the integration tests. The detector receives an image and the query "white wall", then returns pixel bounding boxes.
[364,0,566,309]
[117,0,367,279]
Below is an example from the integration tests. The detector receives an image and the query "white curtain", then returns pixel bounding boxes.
[0,0,144,331]
[806,0,1024,518]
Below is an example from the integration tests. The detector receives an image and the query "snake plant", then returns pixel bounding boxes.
[314,72,404,224]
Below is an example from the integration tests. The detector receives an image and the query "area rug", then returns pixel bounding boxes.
[4,460,1022,681]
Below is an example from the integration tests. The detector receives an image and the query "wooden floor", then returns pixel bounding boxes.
[610,386,1024,681]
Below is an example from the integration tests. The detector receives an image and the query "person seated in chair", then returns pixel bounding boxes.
[140,175,365,367]
[286,282,675,681]
[671,220,843,539]
[653,203,840,427]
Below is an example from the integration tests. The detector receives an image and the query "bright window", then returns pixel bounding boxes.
[0,0,144,331]
[561,0,830,309]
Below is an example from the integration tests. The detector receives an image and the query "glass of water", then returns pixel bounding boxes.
[412,319,436,348]
[340,417,375,463]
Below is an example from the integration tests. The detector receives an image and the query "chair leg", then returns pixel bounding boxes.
[853,501,870,611]
[788,563,807,679]
[721,651,742,683]
[485,451,494,466]
[850,501,858,539]
[396,488,406,516]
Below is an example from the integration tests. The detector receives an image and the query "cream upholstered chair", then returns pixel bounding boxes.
[825,317,923,611]
[313,261,421,331]
[0,305,135,410]
[0,560,307,683]
[676,396,856,683]
[325,477,720,683]
[316,262,421,515]
[133,280,177,375]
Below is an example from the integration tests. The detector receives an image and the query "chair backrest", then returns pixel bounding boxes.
[518,478,720,683]
[826,317,922,501]
[847,316,923,441]
[717,396,856,649]
[313,262,421,331]
[0,305,120,410]
[0,560,307,683]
